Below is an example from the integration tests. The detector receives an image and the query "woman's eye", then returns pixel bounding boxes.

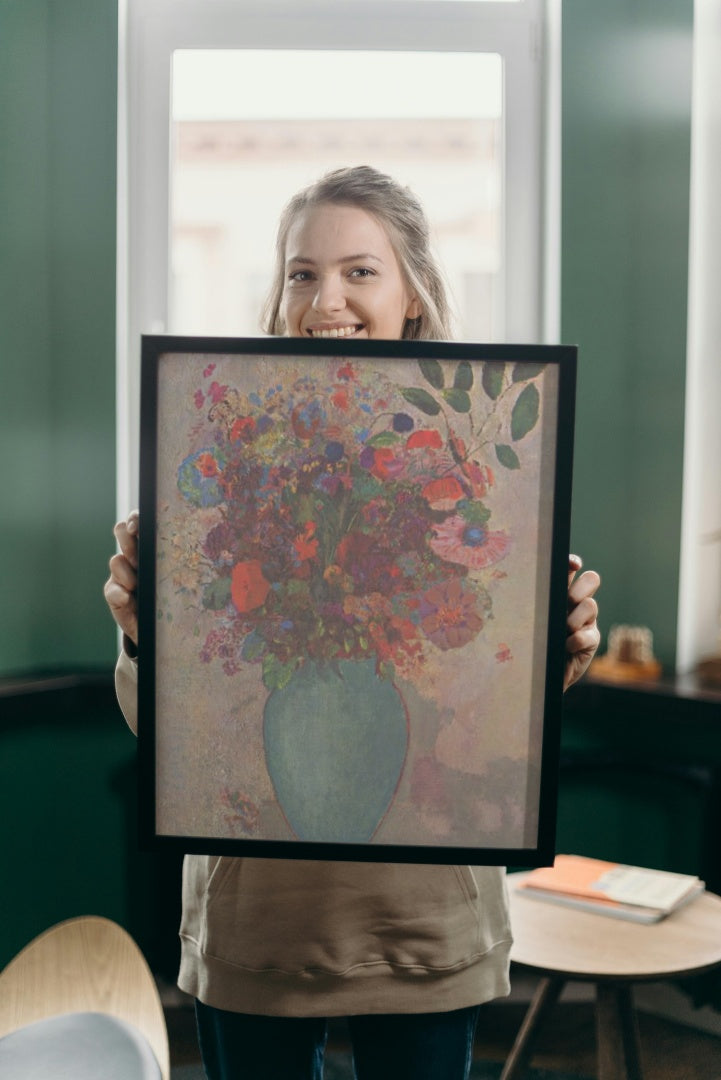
[288,269,313,283]
[349,267,375,279]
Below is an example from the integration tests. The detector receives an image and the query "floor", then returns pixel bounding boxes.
[165,984,721,1079]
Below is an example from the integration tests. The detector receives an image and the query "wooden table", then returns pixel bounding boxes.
[503,873,721,1080]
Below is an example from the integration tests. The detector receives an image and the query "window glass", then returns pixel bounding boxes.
[170,50,503,341]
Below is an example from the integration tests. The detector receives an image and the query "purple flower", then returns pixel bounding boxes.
[393,412,414,433]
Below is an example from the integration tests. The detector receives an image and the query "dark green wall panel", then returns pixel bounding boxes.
[562,0,693,669]
[0,0,118,675]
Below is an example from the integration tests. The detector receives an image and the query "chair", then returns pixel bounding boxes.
[0,915,170,1079]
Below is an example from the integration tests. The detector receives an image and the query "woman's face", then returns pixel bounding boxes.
[280,203,421,340]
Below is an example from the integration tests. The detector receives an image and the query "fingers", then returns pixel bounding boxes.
[105,511,140,645]
[568,567,601,610]
[564,560,601,689]
[567,553,583,588]
[103,576,139,643]
[566,591,599,637]
[113,510,139,568]
[565,622,601,658]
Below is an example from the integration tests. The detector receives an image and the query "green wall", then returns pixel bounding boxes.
[0,1,693,676]
[562,0,693,670]
[0,0,118,675]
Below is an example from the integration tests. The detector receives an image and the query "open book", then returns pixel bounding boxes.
[516,854,705,923]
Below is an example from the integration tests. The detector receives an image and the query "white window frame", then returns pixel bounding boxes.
[117,0,559,512]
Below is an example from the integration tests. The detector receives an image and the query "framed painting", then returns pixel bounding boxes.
[138,336,576,865]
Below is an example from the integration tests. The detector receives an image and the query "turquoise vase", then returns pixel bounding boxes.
[263,659,408,843]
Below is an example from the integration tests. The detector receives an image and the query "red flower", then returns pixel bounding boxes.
[195,452,219,478]
[230,416,257,443]
[422,476,465,510]
[331,388,350,411]
[293,521,319,562]
[368,447,404,480]
[406,429,443,450]
[449,433,493,496]
[231,560,270,613]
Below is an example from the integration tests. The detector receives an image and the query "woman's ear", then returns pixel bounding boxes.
[406,296,423,320]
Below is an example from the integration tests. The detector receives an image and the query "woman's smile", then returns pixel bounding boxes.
[306,323,365,339]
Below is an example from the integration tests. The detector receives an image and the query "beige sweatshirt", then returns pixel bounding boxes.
[116,650,512,1016]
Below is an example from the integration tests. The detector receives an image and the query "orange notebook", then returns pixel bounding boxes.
[517,854,704,923]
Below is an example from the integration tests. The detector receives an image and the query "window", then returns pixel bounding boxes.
[169,49,503,340]
[118,0,557,510]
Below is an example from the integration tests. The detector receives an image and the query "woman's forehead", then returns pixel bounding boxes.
[285,202,396,262]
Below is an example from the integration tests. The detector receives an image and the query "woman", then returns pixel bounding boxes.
[106,166,600,1080]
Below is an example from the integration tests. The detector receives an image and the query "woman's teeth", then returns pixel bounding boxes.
[310,325,360,338]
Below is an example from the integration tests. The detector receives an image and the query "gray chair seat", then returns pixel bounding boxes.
[0,1011,162,1079]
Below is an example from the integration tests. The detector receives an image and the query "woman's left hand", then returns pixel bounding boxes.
[564,555,601,691]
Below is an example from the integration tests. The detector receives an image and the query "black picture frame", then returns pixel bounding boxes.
[138,335,576,865]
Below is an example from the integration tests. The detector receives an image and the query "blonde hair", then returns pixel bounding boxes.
[262,165,453,341]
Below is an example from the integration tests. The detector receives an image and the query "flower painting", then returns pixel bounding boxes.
[143,339,574,863]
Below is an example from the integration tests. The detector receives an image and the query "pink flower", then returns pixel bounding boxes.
[418,579,484,651]
[430,516,510,570]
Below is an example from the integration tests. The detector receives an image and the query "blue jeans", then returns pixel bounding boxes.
[195,1000,481,1080]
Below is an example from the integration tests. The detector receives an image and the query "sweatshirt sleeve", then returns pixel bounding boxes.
[115,644,139,736]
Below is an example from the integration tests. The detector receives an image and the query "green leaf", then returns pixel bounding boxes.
[367,431,401,448]
[511,362,546,383]
[454,360,473,391]
[511,383,540,441]
[262,653,297,691]
[202,577,232,610]
[495,443,521,469]
[441,388,471,413]
[378,660,395,683]
[402,387,441,416]
[458,500,492,525]
[241,630,266,661]
[482,363,505,400]
[418,358,444,389]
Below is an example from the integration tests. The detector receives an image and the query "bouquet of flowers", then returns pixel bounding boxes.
[162,355,542,690]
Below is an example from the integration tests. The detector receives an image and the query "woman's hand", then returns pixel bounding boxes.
[564,554,601,691]
[103,510,139,647]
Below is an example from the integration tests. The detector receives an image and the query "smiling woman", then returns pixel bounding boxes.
[263,167,450,342]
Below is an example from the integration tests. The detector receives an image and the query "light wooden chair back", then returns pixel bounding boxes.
[0,915,170,1080]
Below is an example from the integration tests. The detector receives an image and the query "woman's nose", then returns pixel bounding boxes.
[312,274,345,314]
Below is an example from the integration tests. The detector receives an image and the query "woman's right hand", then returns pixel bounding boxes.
[104,510,139,646]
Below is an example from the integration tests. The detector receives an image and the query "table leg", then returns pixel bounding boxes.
[499,976,565,1080]
[596,982,643,1080]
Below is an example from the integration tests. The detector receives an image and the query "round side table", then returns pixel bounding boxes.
[503,872,721,1080]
